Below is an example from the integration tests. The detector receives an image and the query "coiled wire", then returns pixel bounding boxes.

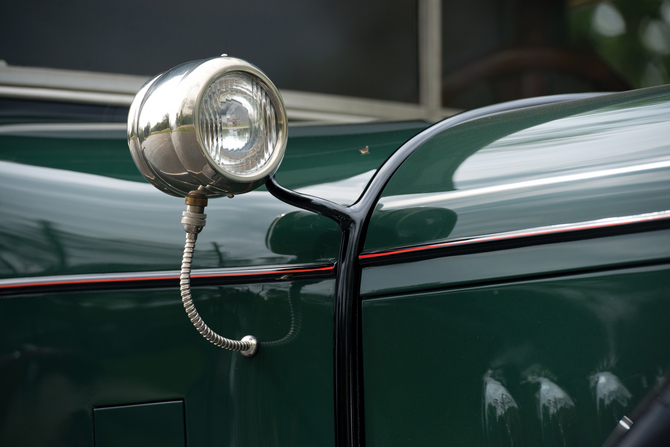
[180,233,257,354]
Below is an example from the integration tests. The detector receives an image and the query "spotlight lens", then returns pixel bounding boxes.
[199,73,278,176]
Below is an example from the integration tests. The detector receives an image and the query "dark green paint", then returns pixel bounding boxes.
[276,121,428,192]
[266,210,341,262]
[361,229,670,297]
[0,162,313,278]
[358,87,670,447]
[0,121,425,280]
[2,86,670,447]
[94,401,186,447]
[362,264,670,447]
[0,135,145,182]
[0,121,426,192]
[366,86,670,252]
[0,279,335,447]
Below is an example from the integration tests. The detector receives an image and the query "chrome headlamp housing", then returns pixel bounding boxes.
[128,56,288,197]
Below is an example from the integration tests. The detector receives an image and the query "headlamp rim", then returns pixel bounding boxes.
[193,59,288,183]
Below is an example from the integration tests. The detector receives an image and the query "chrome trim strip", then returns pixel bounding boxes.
[0,61,149,94]
[0,263,336,290]
[0,122,127,134]
[360,210,670,261]
[281,89,460,123]
[0,85,136,106]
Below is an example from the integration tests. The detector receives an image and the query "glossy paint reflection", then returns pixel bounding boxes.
[266,211,341,262]
[0,160,296,278]
[296,170,377,206]
[365,207,457,251]
[370,86,670,251]
[0,279,335,447]
[526,372,578,447]
[483,371,523,447]
[591,371,632,438]
[0,120,426,280]
[362,264,670,447]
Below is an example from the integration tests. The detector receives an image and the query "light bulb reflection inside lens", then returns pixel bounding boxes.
[199,74,278,176]
[218,98,250,152]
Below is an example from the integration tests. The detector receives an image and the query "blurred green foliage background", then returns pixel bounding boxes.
[569,0,670,87]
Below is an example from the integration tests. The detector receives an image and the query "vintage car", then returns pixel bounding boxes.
[0,55,669,447]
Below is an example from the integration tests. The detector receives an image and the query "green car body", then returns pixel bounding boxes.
[1,83,669,447]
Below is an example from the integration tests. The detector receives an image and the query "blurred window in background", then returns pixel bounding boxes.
[1,0,668,114]
[0,1,420,104]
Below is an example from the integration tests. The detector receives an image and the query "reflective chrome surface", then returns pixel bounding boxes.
[128,56,288,197]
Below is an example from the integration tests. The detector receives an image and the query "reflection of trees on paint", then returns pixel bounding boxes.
[569,0,670,88]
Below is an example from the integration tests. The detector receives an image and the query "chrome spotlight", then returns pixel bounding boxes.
[128,56,288,197]
[128,56,288,357]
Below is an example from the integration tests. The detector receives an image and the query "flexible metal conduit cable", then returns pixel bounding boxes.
[179,192,258,357]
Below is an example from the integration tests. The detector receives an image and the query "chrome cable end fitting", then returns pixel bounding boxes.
[182,191,208,235]
[240,335,259,358]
